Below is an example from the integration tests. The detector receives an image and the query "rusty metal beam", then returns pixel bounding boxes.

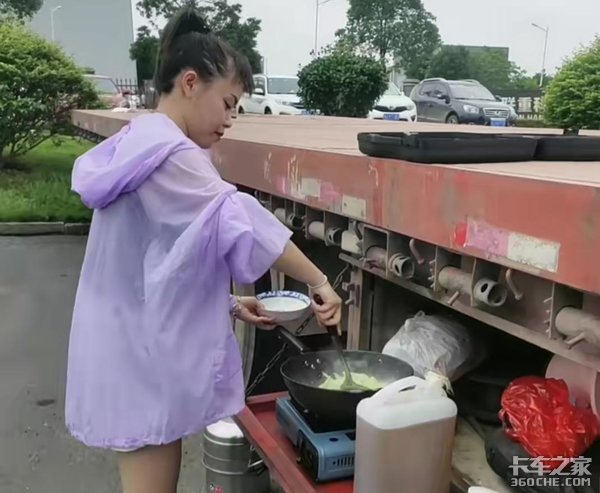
[339,253,600,372]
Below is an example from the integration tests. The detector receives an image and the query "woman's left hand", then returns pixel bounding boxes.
[234,297,277,329]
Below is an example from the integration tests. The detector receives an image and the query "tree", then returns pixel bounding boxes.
[342,0,441,79]
[297,50,388,118]
[136,0,262,73]
[427,45,544,91]
[510,71,554,90]
[0,0,42,19]
[544,37,600,131]
[427,46,471,80]
[508,65,539,90]
[393,3,442,79]
[468,49,514,89]
[206,1,261,72]
[0,23,100,167]
[130,26,159,83]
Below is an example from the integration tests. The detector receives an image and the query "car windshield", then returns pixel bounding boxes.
[450,83,495,101]
[267,77,299,95]
[384,82,403,96]
[88,77,120,95]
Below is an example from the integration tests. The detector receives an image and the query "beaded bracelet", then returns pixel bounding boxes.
[231,296,242,318]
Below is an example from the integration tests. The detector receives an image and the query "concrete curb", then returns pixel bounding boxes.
[0,222,89,236]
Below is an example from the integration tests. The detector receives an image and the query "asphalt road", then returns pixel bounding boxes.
[0,236,205,493]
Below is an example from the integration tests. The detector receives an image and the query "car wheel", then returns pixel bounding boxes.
[264,107,272,115]
[238,106,245,114]
[446,113,459,124]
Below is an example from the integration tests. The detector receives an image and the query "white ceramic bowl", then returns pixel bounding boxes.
[256,290,311,322]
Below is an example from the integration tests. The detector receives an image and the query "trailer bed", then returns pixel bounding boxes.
[72,110,600,295]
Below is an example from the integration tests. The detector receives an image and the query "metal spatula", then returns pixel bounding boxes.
[313,294,368,392]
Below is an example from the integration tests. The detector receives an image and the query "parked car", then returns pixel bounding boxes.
[84,74,128,109]
[238,74,304,116]
[409,78,517,126]
[368,81,417,121]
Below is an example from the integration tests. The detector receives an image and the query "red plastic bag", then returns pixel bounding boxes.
[499,376,600,468]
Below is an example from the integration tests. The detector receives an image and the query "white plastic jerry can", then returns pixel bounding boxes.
[354,375,458,493]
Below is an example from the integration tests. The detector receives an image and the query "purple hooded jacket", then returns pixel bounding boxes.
[65,112,292,450]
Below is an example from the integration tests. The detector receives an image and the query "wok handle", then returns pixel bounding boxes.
[275,326,308,353]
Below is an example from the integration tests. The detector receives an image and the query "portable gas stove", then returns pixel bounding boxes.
[275,397,356,482]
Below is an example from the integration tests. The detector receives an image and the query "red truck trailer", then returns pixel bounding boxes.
[72,109,600,493]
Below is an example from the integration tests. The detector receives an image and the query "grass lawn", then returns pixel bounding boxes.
[0,137,94,223]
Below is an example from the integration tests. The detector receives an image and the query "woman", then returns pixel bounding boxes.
[65,6,342,493]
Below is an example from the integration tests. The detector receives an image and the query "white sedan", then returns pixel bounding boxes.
[368,82,417,122]
[238,74,305,116]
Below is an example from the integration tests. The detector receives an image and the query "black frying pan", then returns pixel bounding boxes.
[276,327,414,427]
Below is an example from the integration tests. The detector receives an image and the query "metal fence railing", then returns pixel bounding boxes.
[114,78,141,95]
[112,78,158,109]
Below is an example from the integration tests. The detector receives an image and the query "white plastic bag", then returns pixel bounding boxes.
[382,311,485,381]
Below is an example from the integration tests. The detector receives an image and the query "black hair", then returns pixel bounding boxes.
[154,6,253,96]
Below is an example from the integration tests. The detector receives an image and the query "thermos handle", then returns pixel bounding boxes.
[248,446,267,475]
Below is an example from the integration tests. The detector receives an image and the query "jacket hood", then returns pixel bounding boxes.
[72,113,196,209]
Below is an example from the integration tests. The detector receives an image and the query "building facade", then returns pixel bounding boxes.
[29,0,136,80]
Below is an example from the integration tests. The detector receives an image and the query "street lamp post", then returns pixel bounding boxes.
[314,0,332,56]
[531,23,549,87]
[51,5,62,42]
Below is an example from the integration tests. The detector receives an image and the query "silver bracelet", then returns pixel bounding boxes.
[307,275,328,290]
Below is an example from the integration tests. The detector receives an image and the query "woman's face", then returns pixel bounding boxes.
[179,69,243,149]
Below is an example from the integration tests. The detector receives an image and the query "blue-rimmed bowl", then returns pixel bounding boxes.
[256,290,311,322]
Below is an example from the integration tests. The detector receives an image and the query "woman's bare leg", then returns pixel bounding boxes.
[117,439,182,493]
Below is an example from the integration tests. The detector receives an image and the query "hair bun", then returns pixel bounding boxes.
[175,6,211,37]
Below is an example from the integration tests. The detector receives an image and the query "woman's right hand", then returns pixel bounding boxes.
[270,241,343,331]
[310,282,343,332]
